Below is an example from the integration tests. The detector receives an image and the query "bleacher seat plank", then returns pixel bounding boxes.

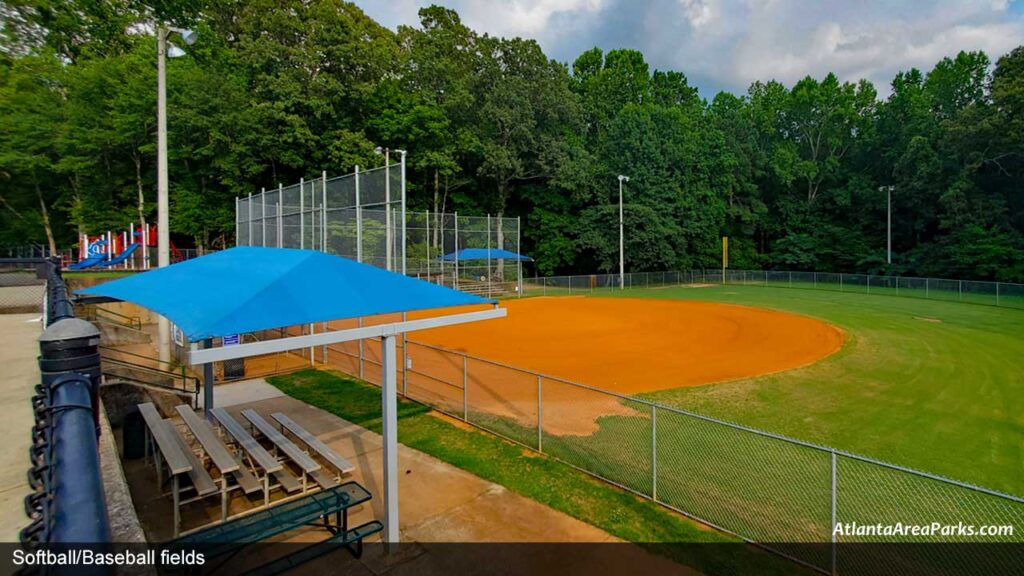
[210,408,282,474]
[230,464,262,495]
[308,469,339,490]
[241,409,321,473]
[138,403,192,476]
[272,469,302,493]
[165,420,218,497]
[175,405,239,474]
[271,412,355,476]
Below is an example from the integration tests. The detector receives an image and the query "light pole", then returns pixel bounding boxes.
[374,147,407,274]
[618,175,630,290]
[156,25,196,362]
[879,185,894,265]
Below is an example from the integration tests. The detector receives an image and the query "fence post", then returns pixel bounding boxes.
[840,274,843,292]
[402,312,408,397]
[926,278,929,299]
[896,277,900,297]
[299,178,305,249]
[867,275,870,295]
[958,280,962,301]
[996,282,1000,306]
[537,375,543,452]
[651,403,657,501]
[462,354,469,421]
[831,449,838,576]
[789,271,792,288]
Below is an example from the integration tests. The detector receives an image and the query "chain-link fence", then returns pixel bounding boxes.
[0,260,47,314]
[236,165,523,297]
[525,269,1024,310]
[237,165,404,271]
[310,332,1024,574]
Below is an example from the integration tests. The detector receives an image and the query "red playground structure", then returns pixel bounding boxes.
[72,223,182,270]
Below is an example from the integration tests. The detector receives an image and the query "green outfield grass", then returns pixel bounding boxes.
[607,283,1024,496]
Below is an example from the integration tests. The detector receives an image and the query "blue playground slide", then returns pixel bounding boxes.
[94,243,141,268]
[69,240,109,270]
[68,254,107,270]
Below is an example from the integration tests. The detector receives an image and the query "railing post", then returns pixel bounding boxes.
[462,354,469,421]
[831,449,838,576]
[651,403,657,501]
[537,375,543,452]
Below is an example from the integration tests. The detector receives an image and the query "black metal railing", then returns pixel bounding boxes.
[14,257,110,547]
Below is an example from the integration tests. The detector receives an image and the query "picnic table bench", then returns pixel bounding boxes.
[210,407,302,500]
[271,412,354,482]
[138,403,218,536]
[242,409,338,491]
[167,481,383,574]
[175,405,262,520]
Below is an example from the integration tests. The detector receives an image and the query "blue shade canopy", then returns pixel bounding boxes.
[76,247,493,340]
[439,248,533,262]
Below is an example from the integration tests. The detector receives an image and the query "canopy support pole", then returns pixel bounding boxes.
[202,338,214,414]
[381,334,399,544]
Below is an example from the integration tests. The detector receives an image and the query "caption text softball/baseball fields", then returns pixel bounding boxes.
[12,549,205,567]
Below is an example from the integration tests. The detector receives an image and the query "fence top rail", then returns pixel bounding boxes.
[529,269,1024,291]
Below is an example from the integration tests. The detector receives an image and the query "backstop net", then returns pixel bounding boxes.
[235,165,522,297]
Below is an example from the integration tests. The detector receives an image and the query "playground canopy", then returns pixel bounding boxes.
[75,246,506,545]
[439,248,533,262]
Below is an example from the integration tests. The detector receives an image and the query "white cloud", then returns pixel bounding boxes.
[354,0,1024,97]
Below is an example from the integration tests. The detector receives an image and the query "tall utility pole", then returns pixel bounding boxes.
[156,27,171,361]
[880,185,895,265]
[618,175,630,290]
[156,25,196,362]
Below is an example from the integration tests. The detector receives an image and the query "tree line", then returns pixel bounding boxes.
[1,1,1022,280]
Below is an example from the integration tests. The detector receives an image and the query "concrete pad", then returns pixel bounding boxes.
[201,377,284,408]
[0,314,42,541]
[404,484,617,543]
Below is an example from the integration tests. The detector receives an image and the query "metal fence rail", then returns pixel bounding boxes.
[316,327,1024,575]
[11,258,110,547]
[524,269,1024,310]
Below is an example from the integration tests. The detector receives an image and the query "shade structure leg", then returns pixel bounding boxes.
[203,338,214,414]
[381,334,399,545]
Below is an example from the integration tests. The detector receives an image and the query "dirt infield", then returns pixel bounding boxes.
[318,297,843,436]
[412,297,844,394]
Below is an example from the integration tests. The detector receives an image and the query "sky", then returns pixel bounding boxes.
[352,0,1024,98]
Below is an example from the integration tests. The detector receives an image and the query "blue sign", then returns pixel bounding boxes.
[223,334,240,346]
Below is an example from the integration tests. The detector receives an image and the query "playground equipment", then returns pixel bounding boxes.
[75,224,181,270]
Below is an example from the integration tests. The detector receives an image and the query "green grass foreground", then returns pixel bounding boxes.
[268,369,804,576]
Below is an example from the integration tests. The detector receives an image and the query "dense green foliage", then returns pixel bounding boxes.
[2,1,1023,280]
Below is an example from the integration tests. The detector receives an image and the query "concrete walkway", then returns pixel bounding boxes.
[0,314,42,541]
